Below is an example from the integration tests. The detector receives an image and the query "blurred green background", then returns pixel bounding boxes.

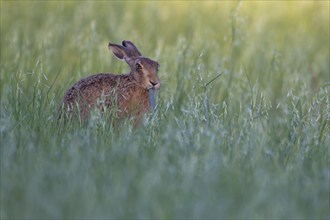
[1,1,329,219]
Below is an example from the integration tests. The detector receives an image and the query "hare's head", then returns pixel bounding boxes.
[108,41,160,90]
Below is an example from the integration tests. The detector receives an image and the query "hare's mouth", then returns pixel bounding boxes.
[149,81,160,90]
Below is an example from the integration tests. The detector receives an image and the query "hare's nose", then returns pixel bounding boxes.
[150,81,160,89]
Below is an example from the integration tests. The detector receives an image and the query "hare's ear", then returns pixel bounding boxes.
[122,41,142,57]
[108,43,127,60]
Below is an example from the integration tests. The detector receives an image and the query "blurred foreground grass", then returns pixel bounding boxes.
[1,1,329,219]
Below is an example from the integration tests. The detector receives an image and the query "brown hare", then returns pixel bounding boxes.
[58,40,160,125]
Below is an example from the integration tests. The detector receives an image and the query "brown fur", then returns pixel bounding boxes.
[58,41,160,125]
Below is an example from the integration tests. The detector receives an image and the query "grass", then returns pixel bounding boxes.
[1,1,329,219]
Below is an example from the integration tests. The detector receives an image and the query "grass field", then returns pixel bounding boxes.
[1,1,329,219]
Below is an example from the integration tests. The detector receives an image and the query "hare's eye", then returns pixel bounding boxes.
[135,63,143,70]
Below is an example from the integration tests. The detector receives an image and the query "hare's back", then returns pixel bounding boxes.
[73,73,120,91]
[63,73,122,103]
